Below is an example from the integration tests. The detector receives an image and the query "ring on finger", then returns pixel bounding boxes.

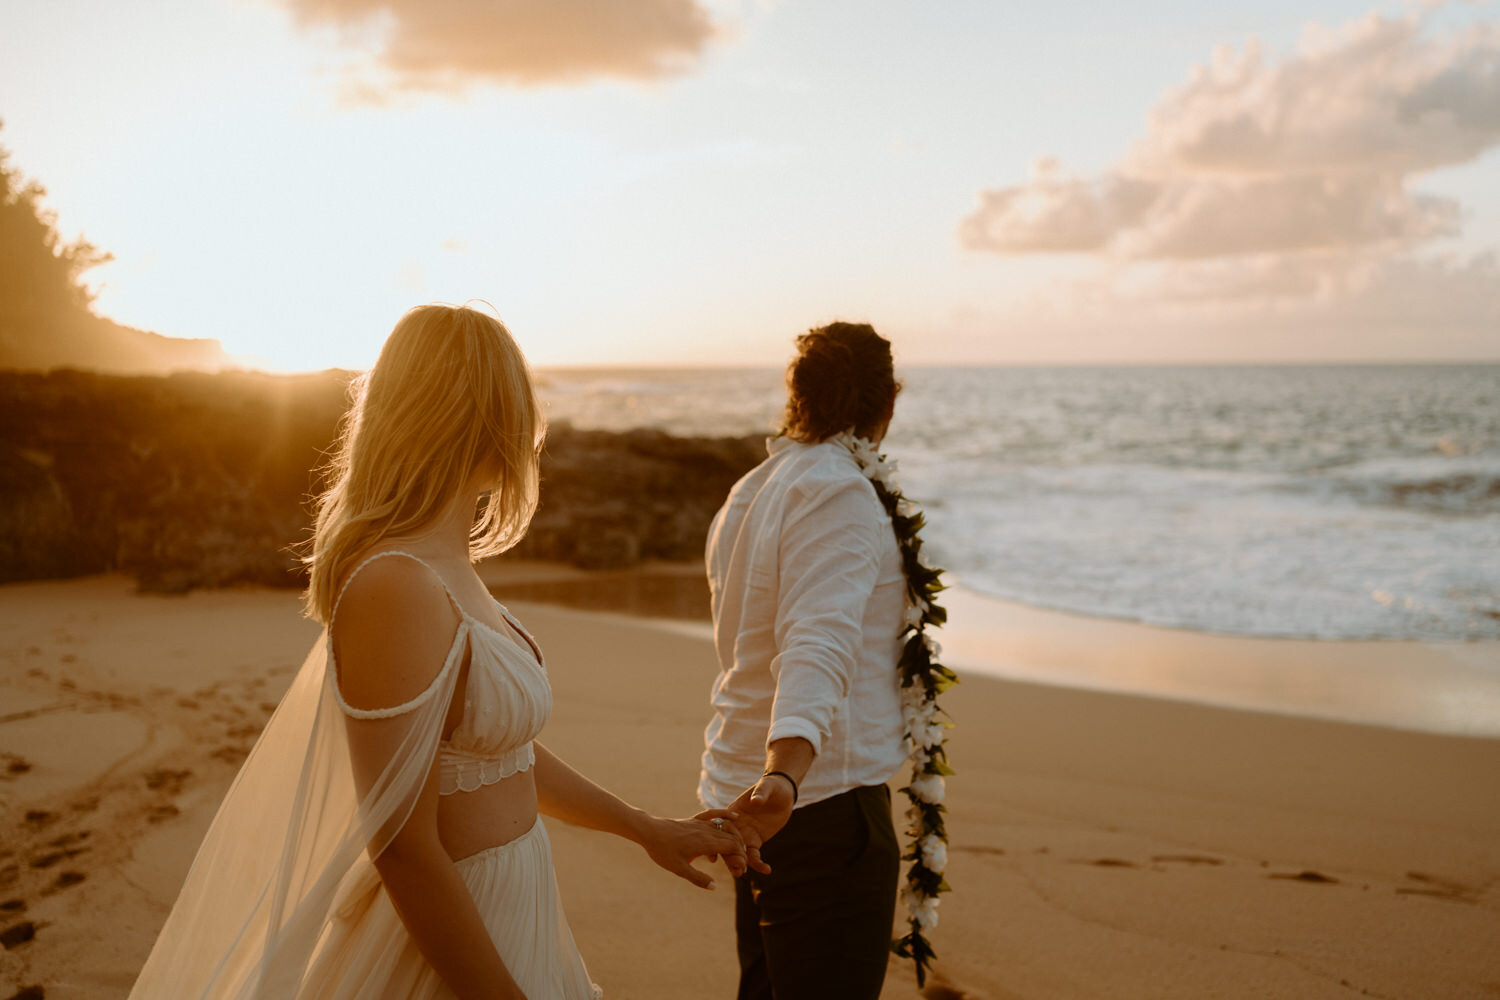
[711,817,725,831]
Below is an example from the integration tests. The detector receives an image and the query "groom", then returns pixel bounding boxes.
[697,323,907,1000]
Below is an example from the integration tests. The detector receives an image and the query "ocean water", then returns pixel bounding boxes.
[536,365,1500,642]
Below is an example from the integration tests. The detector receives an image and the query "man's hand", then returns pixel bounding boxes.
[722,773,797,876]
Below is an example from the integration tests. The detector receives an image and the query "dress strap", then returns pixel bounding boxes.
[331,549,462,626]
[328,549,469,720]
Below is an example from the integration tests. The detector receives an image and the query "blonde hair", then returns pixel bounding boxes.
[303,304,544,624]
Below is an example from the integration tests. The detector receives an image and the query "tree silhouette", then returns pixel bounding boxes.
[0,121,224,372]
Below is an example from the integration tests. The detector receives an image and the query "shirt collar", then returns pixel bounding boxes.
[766,434,857,464]
[766,434,797,456]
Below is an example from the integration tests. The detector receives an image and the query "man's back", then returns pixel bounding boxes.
[699,435,907,812]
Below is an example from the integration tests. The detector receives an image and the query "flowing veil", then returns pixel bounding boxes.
[129,629,463,999]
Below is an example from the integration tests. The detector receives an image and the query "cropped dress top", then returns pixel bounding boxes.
[328,550,552,796]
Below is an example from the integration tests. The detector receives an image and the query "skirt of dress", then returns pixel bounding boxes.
[299,818,602,999]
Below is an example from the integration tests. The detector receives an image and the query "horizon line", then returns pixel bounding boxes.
[210,356,1500,377]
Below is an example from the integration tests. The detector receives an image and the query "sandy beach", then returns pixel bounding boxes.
[2,570,1499,1000]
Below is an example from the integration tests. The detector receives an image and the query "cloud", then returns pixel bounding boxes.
[960,5,1500,305]
[1138,14,1500,176]
[960,159,1459,259]
[284,0,718,92]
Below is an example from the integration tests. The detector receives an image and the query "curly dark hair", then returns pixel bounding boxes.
[780,321,898,443]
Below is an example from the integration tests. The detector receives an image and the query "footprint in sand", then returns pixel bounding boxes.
[1,919,36,950]
[28,830,91,871]
[28,848,88,871]
[1065,854,1229,872]
[42,871,85,895]
[143,768,192,794]
[47,831,89,849]
[147,804,180,824]
[212,745,251,764]
[953,845,1006,857]
[1396,871,1480,904]
[1268,869,1339,884]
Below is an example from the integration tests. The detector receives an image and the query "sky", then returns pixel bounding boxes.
[2,0,1498,370]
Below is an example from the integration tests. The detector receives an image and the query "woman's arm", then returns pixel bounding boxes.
[335,557,526,1000]
[532,742,747,887]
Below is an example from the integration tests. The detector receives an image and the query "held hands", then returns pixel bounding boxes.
[642,736,806,884]
[638,810,747,891]
[707,773,796,877]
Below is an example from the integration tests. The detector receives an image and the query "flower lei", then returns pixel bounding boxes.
[836,432,956,988]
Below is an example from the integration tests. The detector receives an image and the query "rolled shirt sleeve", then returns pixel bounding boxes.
[766,478,885,754]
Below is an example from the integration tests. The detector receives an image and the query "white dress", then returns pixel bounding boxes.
[128,551,602,999]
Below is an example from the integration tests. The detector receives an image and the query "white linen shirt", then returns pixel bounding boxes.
[698,436,907,811]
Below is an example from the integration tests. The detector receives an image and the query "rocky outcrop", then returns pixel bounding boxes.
[0,369,350,591]
[514,427,763,570]
[0,369,762,591]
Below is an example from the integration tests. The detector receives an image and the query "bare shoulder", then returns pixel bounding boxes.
[331,553,463,712]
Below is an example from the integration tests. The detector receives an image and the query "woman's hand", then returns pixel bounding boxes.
[637,810,747,889]
[530,745,749,890]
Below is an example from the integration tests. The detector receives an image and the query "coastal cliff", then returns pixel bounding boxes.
[0,369,762,591]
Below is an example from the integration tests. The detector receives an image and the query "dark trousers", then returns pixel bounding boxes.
[733,784,900,1000]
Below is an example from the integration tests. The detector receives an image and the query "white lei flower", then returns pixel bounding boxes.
[912,895,941,930]
[918,834,948,874]
[837,431,903,492]
[909,772,946,804]
[834,430,955,988]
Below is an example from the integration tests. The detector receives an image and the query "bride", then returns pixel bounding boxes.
[128,304,746,999]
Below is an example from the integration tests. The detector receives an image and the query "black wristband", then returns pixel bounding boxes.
[761,769,799,804]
